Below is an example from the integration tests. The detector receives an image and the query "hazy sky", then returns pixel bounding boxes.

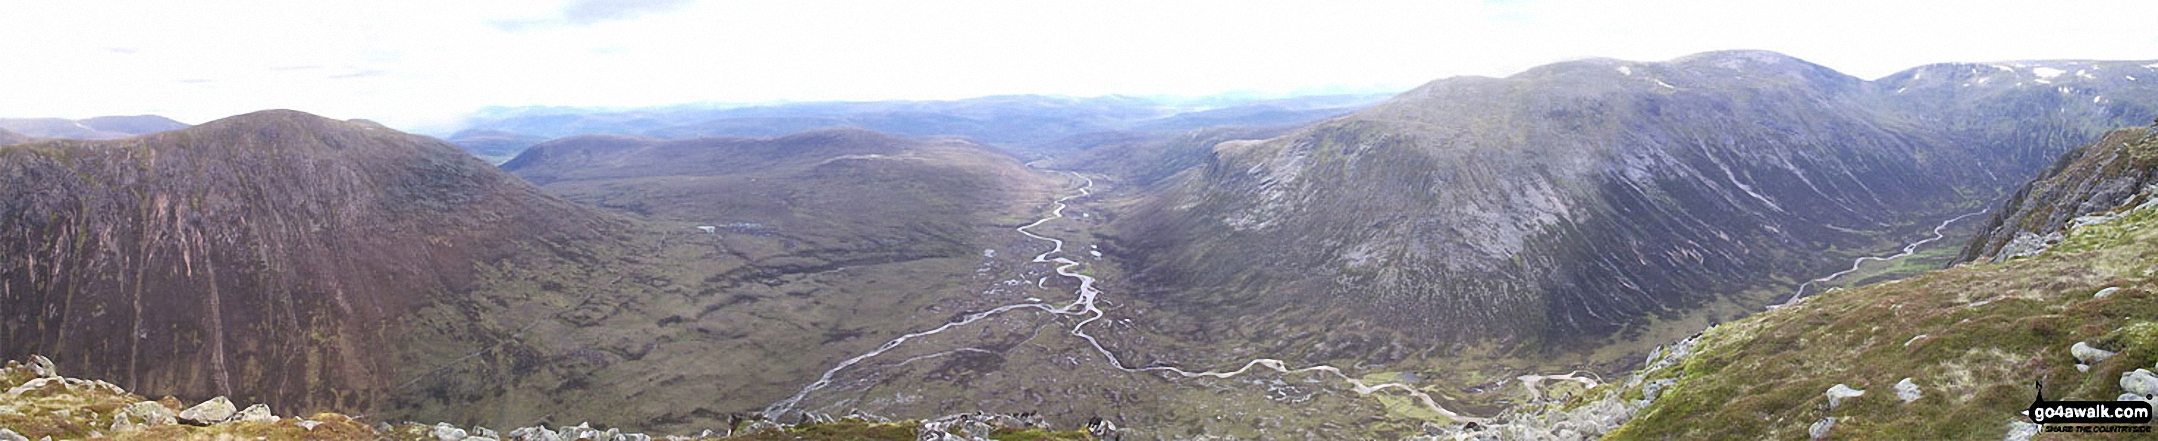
[3,0,2153,131]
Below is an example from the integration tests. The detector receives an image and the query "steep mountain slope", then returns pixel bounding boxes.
[1960,123,2158,262]
[1880,60,2158,179]
[0,115,190,139]
[1581,121,2158,440]
[0,110,614,414]
[1116,51,1984,354]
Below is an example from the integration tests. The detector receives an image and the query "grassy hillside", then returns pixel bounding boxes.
[1603,139,2158,440]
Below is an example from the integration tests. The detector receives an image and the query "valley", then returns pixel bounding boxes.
[7,43,2158,440]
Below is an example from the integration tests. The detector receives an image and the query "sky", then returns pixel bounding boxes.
[2,0,2154,132]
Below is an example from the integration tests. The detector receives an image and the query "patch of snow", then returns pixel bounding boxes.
[1617,66,1633,76]
[1989,64,2016,71]
[2095,95,2105,103]
[2144,62,2158,69]
[1895,87,1908,94]
[2129,75,2138,81]
[2033,67,2066,79]
[2034,78,2052,85]
[1652,79,1677,89]
[2077,69,2097,79]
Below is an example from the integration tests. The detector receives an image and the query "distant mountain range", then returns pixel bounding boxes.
[0,115,190,140]
[440,93,1392,162]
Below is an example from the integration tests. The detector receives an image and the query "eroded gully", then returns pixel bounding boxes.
[763,172,1485,423]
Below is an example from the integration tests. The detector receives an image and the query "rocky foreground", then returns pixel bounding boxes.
[0,355,1100,440]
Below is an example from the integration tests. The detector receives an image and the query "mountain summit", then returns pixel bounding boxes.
[1111,51,2158,355]
[0,109,611,413]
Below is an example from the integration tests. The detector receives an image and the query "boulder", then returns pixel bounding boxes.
[4,378,59,397]
[2121,369,2158,396]
[27,355,55,378]
[2004,421,2041,441]
[1808,417,1836,440]
[506,426,559,441]
[2073,341,2118,365]
[2097,287,2122,298]
[234,404,276,423]
[121,401,177,426]
[1895,378,1923,403]
[111,413,139,432]
[432,422,468,441]
[177,396,236,425]
[0,428,25,441]
[1825,384,1865,409]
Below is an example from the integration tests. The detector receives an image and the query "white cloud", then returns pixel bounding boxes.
[0,0,2153,131]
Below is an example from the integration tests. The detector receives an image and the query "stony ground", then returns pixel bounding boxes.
[0,356,1096,441]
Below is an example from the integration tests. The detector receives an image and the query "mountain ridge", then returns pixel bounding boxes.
[1107,51,2158,361]
[0,109,617,415]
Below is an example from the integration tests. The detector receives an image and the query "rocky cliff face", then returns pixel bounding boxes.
[1960,122,2158,262]
[1111,51,2158,351]
[0,110,613,415]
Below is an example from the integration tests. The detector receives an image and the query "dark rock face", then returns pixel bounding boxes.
[1113,52,2158,348]
[0,110,609,415]
[1960,124,2158,262]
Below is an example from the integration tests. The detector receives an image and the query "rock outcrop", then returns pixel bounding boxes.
[1961,122,2158,262]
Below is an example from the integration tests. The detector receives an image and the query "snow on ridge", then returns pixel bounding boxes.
[2033,67,2066,79]
[1617,66,1633,76]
